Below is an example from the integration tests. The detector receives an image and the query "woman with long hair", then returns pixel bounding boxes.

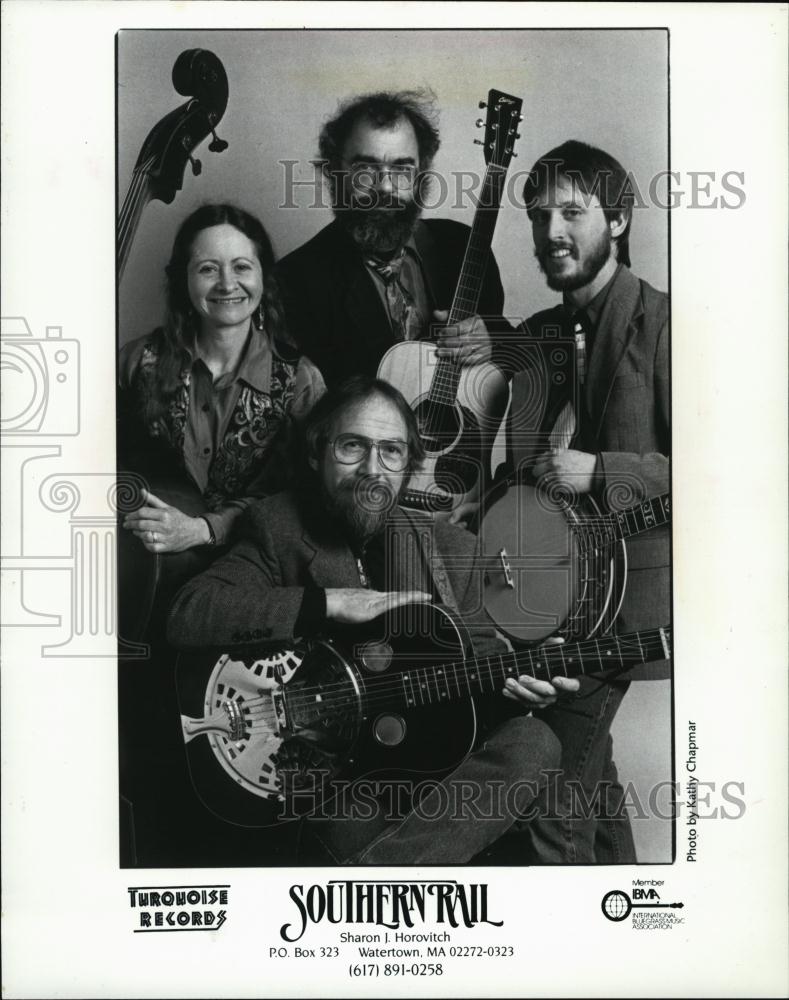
[119,203,324,555]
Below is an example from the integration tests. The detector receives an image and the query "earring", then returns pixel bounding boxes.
[257,302,265,330]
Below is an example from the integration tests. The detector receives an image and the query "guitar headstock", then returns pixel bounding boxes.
[475,89,524,169]
[133,48,230,204]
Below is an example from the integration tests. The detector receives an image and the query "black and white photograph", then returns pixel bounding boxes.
[2,4,787,998]
[116,27,672,871]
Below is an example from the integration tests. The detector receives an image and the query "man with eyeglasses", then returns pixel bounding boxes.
[276,90,504,387]
[169,376,577,863]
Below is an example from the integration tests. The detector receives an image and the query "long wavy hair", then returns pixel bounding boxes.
[139,203,287,425]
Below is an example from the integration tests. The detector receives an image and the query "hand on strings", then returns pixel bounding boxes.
[434,310,492,366]
[532,448,598,495]
[325,589,432,625]
[122,489,211,553]
[502,635,581,708]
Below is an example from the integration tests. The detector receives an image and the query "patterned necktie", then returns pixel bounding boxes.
[365,250,418,342]
[549,309,591,452]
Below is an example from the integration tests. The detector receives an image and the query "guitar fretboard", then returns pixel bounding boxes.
[390,627,671,709]
[427,164,508,409]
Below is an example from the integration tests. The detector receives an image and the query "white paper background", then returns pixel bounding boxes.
[2,2,787,997]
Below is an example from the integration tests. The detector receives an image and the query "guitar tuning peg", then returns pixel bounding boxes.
[478,100,487,109]
[473,138,484,145]
[518,114,524,122]
[475,118,484,128]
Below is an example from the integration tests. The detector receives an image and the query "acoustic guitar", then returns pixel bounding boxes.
[378,89,523,515]
[174,602,672,827]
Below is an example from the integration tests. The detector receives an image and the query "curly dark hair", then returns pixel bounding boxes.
[317,89,441,178]
[139,203,288,425]
[522,140,635,267]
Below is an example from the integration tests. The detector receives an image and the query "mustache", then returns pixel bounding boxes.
[337,475,399,512]
[535,242,577,259]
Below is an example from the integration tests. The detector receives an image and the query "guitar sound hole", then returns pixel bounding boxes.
[414,400,461,453]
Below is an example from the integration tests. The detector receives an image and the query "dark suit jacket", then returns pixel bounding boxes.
[168,489,504,663]
[276,218,507,385]
[507,265,670,678]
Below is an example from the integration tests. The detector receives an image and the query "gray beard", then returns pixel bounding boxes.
[335,200,422,257]
[322,476,402,545]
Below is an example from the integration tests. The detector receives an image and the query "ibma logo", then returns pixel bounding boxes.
[601,889,683,923]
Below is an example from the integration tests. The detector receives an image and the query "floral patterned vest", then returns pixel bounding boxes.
[134,340,298,511]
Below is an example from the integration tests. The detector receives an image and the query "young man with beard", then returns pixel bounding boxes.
[276,91,501,386]
[168,376,577,864]
[477,140,670,865]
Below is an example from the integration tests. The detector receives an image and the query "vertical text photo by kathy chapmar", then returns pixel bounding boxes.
[116,28,672,869]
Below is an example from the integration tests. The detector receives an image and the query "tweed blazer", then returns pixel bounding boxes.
[168,489,504,661]
[507,265,670,678]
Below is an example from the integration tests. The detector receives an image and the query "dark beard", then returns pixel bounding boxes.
[335,197,422,257]
[322,475,402,545]
[535,229,612,292]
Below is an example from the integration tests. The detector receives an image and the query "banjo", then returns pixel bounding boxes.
[478,482,670,643]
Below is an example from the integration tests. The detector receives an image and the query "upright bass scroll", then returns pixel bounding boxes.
[118,48,230,279]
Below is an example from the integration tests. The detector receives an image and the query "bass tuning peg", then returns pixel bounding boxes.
[208,127,228,153]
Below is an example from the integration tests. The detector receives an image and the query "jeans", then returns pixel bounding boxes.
[520,677,635,864]
[300,715,561,865]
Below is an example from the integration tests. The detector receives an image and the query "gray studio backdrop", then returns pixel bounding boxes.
[117,28,672,862]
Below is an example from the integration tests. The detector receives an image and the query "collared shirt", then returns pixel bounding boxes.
[563,262,624,339]
[363,233,432,340]
[119,326,325,545]
[182,328,273,494]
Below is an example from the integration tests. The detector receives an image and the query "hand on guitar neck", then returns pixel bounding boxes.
[432,310,493,367]
[122,488,212,553]
[503,637,581,708]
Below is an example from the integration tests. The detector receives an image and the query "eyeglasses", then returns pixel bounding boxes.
[331,434,410,472]
[348,163,418,190]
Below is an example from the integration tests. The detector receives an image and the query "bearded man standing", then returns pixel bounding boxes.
[276,90,502,385]
[480,140,670,865]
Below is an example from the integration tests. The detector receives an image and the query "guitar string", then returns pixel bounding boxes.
[422,109,511,439]
[213,631,669,735]
[231,633,668,734]
[262,630,669,716]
